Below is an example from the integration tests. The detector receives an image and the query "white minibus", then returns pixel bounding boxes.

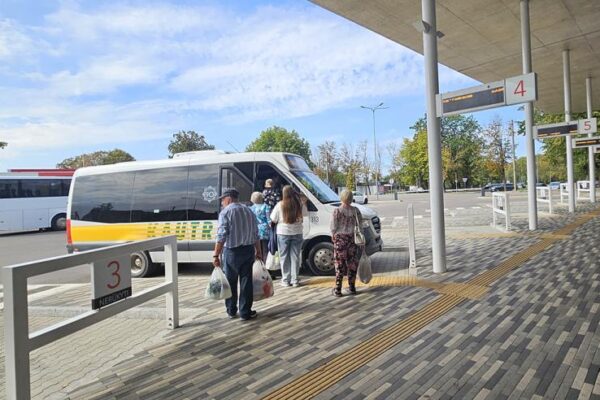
[67,151,383,277]
[0,175,71,232]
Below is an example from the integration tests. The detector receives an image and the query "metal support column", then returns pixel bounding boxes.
[586,77,596,203]
[422,0,446,273]
[563,49,575,212]
[520,0,537,230]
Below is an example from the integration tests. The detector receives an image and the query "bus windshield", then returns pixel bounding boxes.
[291,170,339,204]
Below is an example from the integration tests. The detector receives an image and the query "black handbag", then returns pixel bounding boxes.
[268,224,278,255]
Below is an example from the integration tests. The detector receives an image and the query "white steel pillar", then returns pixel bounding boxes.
[520,0,538,230]
[586,77,596,203]
[422,0,446,273]
[563,49,575,212]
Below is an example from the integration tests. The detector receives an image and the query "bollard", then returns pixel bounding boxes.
[394,192,398,200]
[481,188,485,197]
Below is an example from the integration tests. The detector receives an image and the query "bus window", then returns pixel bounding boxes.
[71,172,135,223]
[188,164,220,220]
[0,180,19,198]
[131,167,189,222]
[221,168,252,204]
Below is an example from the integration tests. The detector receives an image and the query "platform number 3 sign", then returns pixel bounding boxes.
[91,255,132,309]
[505,72,537,105]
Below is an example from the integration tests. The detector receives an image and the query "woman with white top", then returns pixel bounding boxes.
[270,185,307,287]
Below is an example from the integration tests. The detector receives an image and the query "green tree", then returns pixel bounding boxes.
[168,130,214,158]
[247,126,314,167]
[56,149,135,169]
[518,109,600,182]
[411,114,484,188]
[482,118,512,186]
[394,129,429,188]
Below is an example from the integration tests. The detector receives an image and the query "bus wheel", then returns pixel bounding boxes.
[51,214,67,231]
[131,251,158,278]
[307,242,335,276]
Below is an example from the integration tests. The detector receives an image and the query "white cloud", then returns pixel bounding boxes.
[0,1,472,161]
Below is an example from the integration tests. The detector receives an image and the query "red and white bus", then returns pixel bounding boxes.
[0,169,74,232]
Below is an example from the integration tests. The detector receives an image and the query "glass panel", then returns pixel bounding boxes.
[291,170,339,204]
[131,167,189,222]
[70,172,135,223]
[61,179,71,196]
[221,168,252,204]
[0,180,19,198]
[19,179,54,197]
[188,164,220,220]
[285,155,311,171]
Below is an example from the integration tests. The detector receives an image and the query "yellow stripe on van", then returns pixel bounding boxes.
[70,221,217,242]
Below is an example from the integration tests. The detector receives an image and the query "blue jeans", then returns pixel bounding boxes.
[278,234,303,284]
[222,245,254,318]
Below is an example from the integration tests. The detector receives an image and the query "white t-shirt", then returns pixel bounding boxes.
[270,202,308,236]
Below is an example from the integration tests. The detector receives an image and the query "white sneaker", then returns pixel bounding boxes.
[292,282,301,287]
[280,281,292,287]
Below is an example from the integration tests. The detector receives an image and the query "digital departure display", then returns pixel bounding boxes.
[573,137,600,148]
[441,86,505,115]
[535,122,578,139]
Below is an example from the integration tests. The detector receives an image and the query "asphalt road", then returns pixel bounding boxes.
[0,191,506,285]
[366,191,493,216]
[0,230,215,284]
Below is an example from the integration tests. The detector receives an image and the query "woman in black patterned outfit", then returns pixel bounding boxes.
[330,189,362,297]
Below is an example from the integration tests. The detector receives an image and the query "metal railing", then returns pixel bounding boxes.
[407,204,417,269]
[560,182,572,204]
[577,180,591,201]
[3,236,179,400]
[492,192,511,231]
[536,186,553,214]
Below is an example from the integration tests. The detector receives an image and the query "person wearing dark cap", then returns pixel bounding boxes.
[213,188,263,321]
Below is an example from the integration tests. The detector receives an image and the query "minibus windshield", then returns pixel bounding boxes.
[291,170,339,204]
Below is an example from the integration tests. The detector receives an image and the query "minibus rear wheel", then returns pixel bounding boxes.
[131,251,159,278]
[307,241,335,276]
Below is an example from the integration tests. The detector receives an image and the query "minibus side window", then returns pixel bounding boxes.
[221,168,252,204]
[71,172,135,223]
[188,164,220,220]
[131,167,189,222]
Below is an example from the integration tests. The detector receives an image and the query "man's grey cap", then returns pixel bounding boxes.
[219,188,239,199]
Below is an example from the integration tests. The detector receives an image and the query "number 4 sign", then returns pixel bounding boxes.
[505,73,537,105]
[91,254,132,309]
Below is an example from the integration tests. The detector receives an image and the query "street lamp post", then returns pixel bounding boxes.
[361,102,389,200]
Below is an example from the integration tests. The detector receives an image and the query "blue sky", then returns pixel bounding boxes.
[0,0,536,172]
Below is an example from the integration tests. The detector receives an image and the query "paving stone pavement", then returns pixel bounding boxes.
[1,200,599,399]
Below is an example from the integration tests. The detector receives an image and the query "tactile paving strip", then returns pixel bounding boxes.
[304,277,487,300]
[262,208,600,400]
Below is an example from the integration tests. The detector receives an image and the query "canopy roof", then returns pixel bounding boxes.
[311,0,600,113]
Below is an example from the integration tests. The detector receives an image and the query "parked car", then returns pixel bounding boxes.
[352,191,368,204]
[517,182,526,189]
[489,183,514,192]
[548,181,561,190]
[535,182,546,187]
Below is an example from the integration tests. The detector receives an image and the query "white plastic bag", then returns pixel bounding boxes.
[205,267,232,300]
[265,251,281,271]
[253,260,274,301]
[357,252,372,284]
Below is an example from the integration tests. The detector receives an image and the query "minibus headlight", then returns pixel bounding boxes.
[362,220,371,228]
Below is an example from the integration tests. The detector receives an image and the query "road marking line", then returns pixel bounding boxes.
[456,207,465,210]
[472,206,481,209]
[414,215,423,219]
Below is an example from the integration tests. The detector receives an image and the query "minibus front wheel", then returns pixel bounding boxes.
[131,251,159,278]
[306,241,335,276]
